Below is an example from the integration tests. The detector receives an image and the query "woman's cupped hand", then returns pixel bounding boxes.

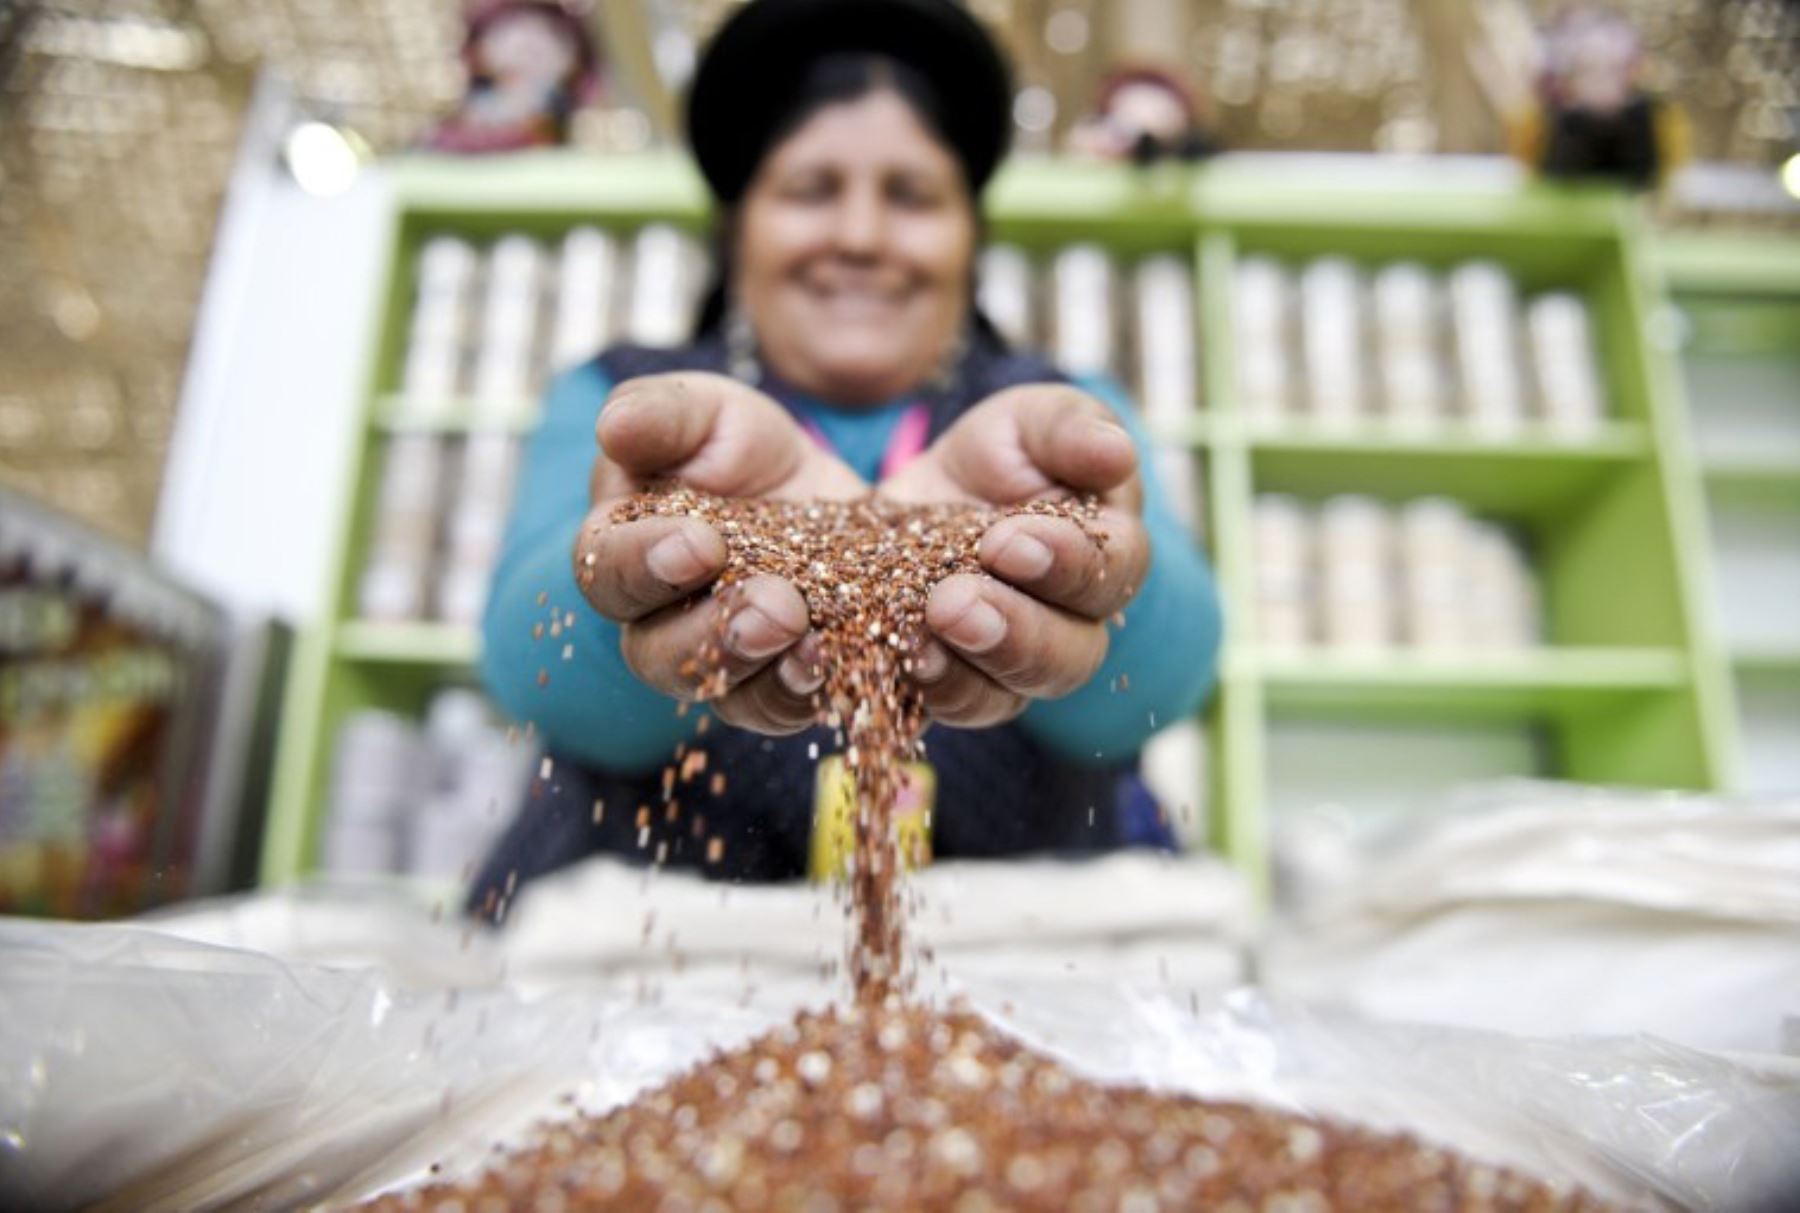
[574,372,864,734]
[878,384,1149,729]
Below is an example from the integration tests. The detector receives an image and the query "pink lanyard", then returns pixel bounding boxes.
[799,402,931,483]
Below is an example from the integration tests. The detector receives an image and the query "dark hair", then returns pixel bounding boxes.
[692,51,980,339]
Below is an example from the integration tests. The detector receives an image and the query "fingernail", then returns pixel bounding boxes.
[913,642,950,683]
[1083,416,1129,444]
[946,599,1006,653]
[992,532,1053,581]
[778,651,824,695]
[646,532,706,586]
[727,605,791,660]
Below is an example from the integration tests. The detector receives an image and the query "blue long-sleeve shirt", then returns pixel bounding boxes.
[479,362,1222,774]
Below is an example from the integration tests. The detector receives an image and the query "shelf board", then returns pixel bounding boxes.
[388,150,708,221]
[1655,233,1800,298]
[1243,418,1648,456]
[1244,421,1651,521]
[1701,454,1800,489]
[335,621,480,666]
[1148,414,1214,448]
[1255,646,1689,720]
[1731,647,1800,678]
[374,394,540,433]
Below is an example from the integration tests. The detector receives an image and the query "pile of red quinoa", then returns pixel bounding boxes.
[359,1002,1607,1212]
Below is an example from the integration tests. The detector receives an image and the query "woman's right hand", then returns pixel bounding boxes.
[574,372,865,734]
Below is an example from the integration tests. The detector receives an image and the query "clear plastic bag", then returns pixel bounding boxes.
[6,915,1798,1212]
[1266,782,1800,1056]
[0,920,791,1212]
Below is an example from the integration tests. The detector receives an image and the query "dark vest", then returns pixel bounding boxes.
[469,333,1135,913]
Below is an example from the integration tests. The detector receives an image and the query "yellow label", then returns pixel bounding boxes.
[809,756,935,882]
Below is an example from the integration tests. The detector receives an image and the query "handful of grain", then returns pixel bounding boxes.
[604,485,1106,1001]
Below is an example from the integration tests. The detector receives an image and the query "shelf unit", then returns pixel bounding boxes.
[1655,233,1800,795]
[263,151,1744,894]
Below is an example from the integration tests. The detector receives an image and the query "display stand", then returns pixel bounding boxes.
[262,151,1740,896]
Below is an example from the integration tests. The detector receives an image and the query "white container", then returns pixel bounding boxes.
[1397,497,1468,649]
[1299,257,1366,426]
[1372,262,1446,431]
[1253,494,1314,650]
[408,698,534,879]
[323,819,404,877]
[1449,261,1528,437]
[1253,493,1312,568]
[1133,255,1198,432]
[1464,522,1540,648]
[331,710,425,805]
[977,244,1036,349]
[407,804,498,881]
[471,236,544,408]
[1234,257,1291,424]
[1155,448,1203,533]
[1050,243,1117,378]
[416,235,479,292]
[324,709,425,877]
[627,224,695,348]
[549,226,619,372]
[425,687,494,756]
[1318,495,1395,649]
[1527,292,1606,439]
[436,433,520,625]
[1140,717,1209,850]
[401,237,479,407]
[357,434,447,621]
[399,328,464,406]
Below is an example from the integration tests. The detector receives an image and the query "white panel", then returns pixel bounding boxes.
[154,75,388,621]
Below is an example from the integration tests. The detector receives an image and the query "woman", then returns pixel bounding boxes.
[470,0,1221,914]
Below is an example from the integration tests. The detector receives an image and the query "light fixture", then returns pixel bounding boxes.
[282,121,370,198]
[1781,151,1800,202]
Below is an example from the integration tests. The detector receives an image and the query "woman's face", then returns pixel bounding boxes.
[736,89,977,405]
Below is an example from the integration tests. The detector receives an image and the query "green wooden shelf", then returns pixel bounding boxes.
[1147,414,1217,448]
[1731,648,1800,677]
[1701,455,1800,495]
[335,621,480,665]
[1657,229,1800,793]
[1241,422,1651,522]
[374,394,540,432]
[1256,646,1689,720]
[261,152,1745,895]
[1654,234,1800,298]
[1240,419,1649,456]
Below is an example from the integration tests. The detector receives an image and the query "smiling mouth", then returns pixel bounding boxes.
[808,286,909,315]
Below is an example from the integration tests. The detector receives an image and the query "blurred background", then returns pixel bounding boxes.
[0,0,1796,919]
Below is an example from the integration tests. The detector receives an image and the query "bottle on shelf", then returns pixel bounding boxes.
[1252,493,1314,651]
[1448,261,1529,437]
[1050,243,1118,381]
[357,434,448,623]
[1234,256,1292,426]
[1318,494,1397,650]
[1527,291,1607,439]
[469,235,544,412]
[1299,257,1367,428]
[399,236,479,410]
[977,244,1036,350]
[1371,261,1447,432]
[548,226,621,373]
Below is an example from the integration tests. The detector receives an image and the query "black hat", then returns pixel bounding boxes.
[686,0,1013,204]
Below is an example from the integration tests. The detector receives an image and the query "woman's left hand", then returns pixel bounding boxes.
[879,384,1151,728]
